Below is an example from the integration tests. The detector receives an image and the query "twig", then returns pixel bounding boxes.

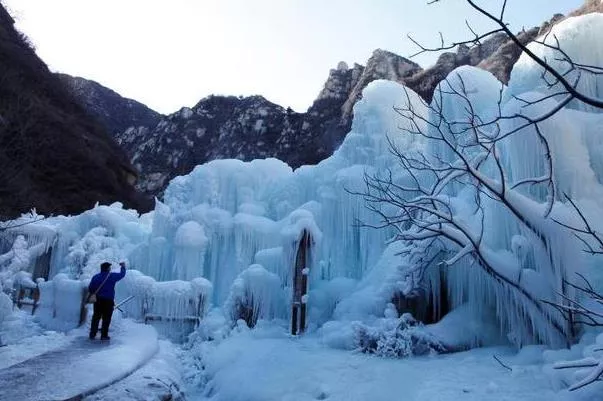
[493,354,512,371]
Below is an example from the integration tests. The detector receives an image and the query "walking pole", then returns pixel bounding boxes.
[114,295,135,313]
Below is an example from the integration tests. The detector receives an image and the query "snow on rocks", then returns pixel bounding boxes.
[545,331,603,394]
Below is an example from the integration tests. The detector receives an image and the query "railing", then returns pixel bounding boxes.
[11,284,40,315]
[23,271,212,341]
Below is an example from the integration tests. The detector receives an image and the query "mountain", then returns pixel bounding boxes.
[0,4,150,219]
[111,52,422,194]
[112,38,518,196]
[69,2,600,198]
[57,74,162,138]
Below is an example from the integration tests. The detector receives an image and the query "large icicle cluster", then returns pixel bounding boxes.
[3,14,603,349]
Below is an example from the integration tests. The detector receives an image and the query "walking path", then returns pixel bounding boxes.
[0,320,158,401]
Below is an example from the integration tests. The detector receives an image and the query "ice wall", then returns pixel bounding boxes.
[124,81,426,310]
[508,14,603,114]
[6,79,424,328]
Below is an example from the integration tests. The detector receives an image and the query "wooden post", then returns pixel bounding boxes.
[16,287,25,309]
[291,303,298,335]
[291,229,311,335]
[31,287,39,315]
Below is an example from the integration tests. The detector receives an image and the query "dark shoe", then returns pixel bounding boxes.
[100,336,111,341]
[89,334,96,340]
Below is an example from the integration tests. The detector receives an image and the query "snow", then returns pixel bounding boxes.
[175,221,208,248]
[183,326,568,401]
[113,270,213,341]
[425,304,506,350]
[508,14,603,113]
[0,310,70,368]
[223,264,285,325]
[84,340,184,401]
[0,292,11,329]
[0,318,159,401]
[0,307,161,400]
[0,235,32,290]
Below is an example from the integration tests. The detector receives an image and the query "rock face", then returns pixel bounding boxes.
[569,0,603,16]
[0,4,150,218]
[118,96,291,193]
[58,74,162,137]
[339,50,422,128]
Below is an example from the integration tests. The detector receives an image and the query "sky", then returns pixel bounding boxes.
[4,0,584,115]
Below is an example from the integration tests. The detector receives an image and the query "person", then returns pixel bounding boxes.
[88,261,126,340]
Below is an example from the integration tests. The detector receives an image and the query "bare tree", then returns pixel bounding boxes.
[546,197,603,390]
[361,74,570,345]
[411,0,603,109]
[361,0,603,388]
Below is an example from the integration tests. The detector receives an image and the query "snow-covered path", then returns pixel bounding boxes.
[0,320,158,401]
[189,332,572,401]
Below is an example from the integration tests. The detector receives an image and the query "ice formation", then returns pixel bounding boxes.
[36,274,86,331]
[2,14,603,349]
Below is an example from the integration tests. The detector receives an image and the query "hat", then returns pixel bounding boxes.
[100,262,112,271]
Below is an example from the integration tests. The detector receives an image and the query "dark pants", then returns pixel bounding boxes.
[90,297,114,338]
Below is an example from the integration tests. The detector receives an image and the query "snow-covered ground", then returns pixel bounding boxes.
[2,309,602,401]
[85,340,185,401]
[0,309,71,369]
[182,325,575,401]
[0,311,161,400]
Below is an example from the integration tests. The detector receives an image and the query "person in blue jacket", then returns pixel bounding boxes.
[88,261,126,340]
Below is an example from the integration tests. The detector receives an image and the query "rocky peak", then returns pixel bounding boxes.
[336,61,349,71]
[365,49,423,81]
[317,62,364,101]
[476,27,540,84]
[340,49,423,124]
[538,14,566,35]
[570,0,603,17]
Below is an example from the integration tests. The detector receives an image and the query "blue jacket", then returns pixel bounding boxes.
[88,266,126,300]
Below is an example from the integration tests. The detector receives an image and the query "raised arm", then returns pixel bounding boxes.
[115,262,127,281]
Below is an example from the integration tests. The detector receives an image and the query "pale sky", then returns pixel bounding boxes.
[4,0,583,114]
